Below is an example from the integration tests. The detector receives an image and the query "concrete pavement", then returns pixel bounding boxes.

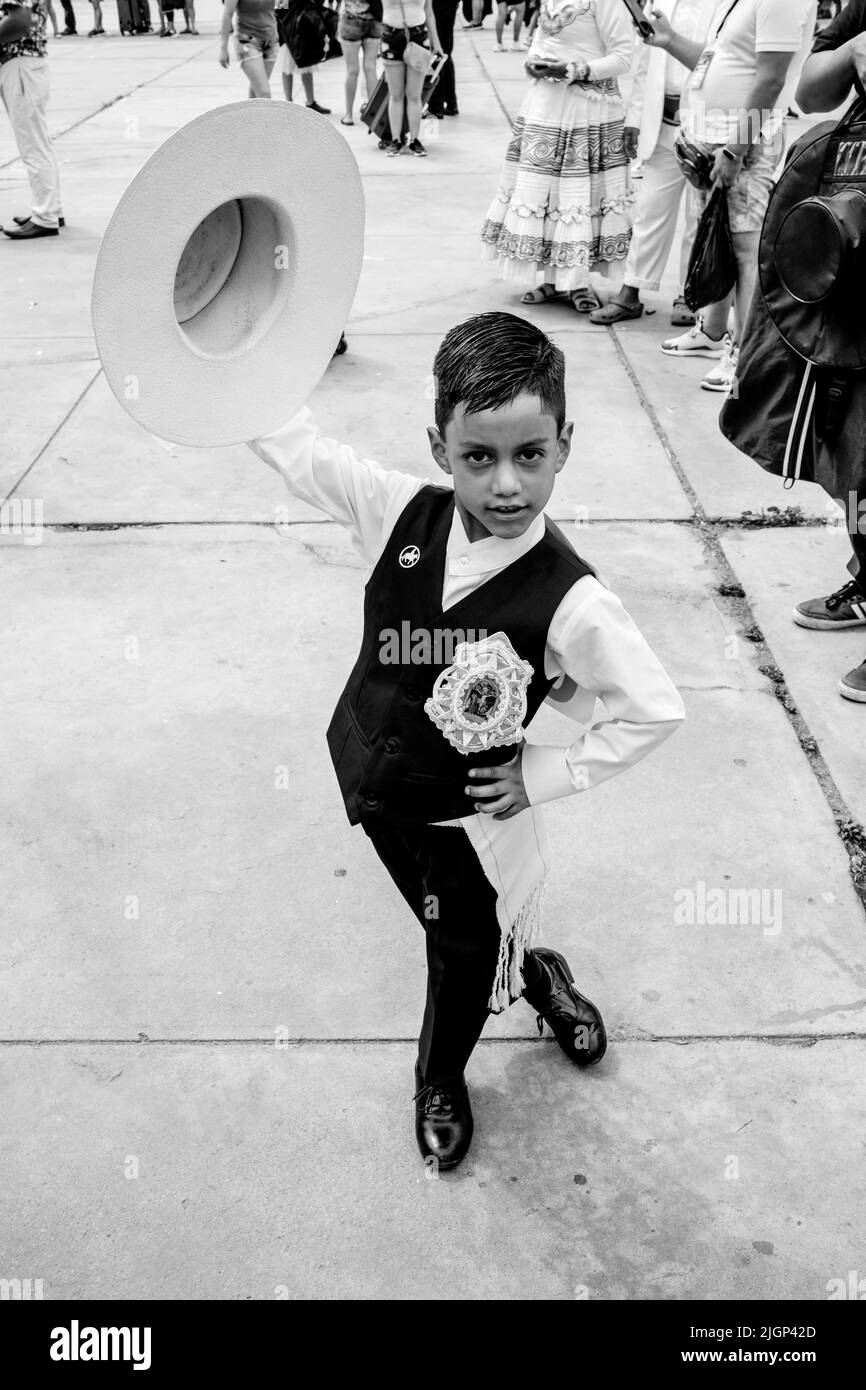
[2,8,866,1301]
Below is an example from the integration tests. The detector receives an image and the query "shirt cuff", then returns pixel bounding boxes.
[522,743,579,807]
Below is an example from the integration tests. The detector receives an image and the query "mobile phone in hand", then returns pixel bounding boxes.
[620,0,655,39]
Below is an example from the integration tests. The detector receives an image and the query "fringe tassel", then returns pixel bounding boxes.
[487,879,545,1015]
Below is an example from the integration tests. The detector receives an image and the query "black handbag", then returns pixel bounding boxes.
[322,1,342,60]
[684,186,737,312]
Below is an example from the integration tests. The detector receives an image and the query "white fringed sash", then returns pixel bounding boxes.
[461,806,553,1014]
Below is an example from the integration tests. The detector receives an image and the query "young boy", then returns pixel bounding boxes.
[249,311,684,1171]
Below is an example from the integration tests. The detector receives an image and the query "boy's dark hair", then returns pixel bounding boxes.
[432,312,566,436]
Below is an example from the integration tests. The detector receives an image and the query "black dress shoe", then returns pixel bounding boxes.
[414,1062,473,1170]
[2,219,59,240]
[13,214,65,228]
[523,947,607,1067]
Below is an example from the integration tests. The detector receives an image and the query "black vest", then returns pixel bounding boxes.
[326,485,595,827]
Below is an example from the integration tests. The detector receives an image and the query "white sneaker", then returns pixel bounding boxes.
[494,42,506,51]
[660,312,731,359]
[700,346,739,393]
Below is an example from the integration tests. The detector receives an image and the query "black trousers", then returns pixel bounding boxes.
[60,0,76,28]
[428,0,459,115]
[365,820,503,1086]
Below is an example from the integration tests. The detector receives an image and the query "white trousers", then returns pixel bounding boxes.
[623,122,695,295]
[0,57,62,228]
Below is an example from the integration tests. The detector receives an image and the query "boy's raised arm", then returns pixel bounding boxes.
[248,407,424,564]
[521,578,686,807]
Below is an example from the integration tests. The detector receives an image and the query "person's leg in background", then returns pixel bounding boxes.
[59,0,77,32]
[301,66,328,112]
[590,124,690,325]
[836,524,866,701]
[46,0,59,37]
[698,135,782,393]
[88,0,104,33]
[360,35,379,109]
[404,60,425,146]
[510,1,524,45]
[494,0,507,47]
[241,51,272,97]
[428,0,457,116]
[341,36,363,121]
[384,57,406,147]
[0,57,63,238]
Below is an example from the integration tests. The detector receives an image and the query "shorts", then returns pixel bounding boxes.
[691,131,785,235]
[234,31,279,64]
[338,14,383,41]
[380,22,429,61]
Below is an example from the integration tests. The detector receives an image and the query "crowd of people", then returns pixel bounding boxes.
[30,0,198,35]
[3,0,865,690]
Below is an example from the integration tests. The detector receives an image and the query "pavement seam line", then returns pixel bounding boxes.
[3,365,103,505]
[608,325,866,914]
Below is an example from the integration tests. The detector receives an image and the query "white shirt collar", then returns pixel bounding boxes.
[446,504,546,575]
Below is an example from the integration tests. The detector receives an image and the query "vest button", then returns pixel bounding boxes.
[384,738,399,755]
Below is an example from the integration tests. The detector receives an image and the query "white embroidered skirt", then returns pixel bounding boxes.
[481,77,634,292]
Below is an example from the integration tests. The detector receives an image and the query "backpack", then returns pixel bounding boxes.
[720,99,866,506]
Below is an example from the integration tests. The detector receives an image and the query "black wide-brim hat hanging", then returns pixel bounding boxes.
[759,112,866,373]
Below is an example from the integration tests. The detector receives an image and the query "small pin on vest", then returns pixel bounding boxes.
[399,545,420,568]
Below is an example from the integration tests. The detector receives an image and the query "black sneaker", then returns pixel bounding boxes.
[840,657,866,702]
[408,138,427,157]
[794,579,866,630]
[385,138,403,157]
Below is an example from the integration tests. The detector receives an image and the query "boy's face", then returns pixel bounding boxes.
[427,392,572,544]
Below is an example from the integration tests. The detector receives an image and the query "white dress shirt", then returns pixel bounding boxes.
[249,408,685,810]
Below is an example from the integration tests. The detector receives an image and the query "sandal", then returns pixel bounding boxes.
[588,299,643,325]
[521,284,565,305]
[670,294,696,327]
[569,289,602,314]
[341,116,354,125]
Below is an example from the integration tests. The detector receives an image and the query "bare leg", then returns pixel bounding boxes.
[701,293,733,342]
[343,37,361,118]
[495,2,506,44]
[731,230,760,344]
[282,71,293,101]
[301,71,316,103]
[361,36,379,105]
[384,58,405,141]
[47,0,59,36]
[512,2,525,42]
[405,61,424,140]
[241,53,272,98]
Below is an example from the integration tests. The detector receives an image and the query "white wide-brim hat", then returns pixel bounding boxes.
[92,101,365,447]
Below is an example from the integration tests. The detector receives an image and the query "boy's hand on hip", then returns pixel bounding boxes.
[466,745,530,820]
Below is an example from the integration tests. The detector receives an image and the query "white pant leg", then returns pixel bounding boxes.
[622,124,688,294]
[0,58,61,228]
